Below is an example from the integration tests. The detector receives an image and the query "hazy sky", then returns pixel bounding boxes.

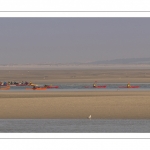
[0,18,150,64]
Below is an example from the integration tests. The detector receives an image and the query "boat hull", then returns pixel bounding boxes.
[0,86,10,90]
[46,86,59,89]
[26,88,47,90]
[85,85,106,88]
[16,84,30,86]
[119,86,139,88]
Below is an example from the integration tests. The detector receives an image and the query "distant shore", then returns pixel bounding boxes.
[1,64,150,70]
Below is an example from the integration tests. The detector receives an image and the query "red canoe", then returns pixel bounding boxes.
[85,85,106,88]
[26,87,47,90]
[0,86,10,90]
[46,86,59,89]
[119,86,139,88]
[16,84,30,86]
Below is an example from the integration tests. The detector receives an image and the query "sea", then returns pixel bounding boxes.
[0,119,150,133]
[1,82,150,91]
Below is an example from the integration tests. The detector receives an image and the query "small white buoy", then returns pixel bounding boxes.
[88,115,91,119]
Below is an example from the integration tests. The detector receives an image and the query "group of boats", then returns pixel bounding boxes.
[0,81,34,87]
[0,81,59,90]
[26,85,59,90]
[85,82,139,89]
[86,85,139,88]
[0,81,140,90]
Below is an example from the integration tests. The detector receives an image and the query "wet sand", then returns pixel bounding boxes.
[0,91,150,119]
[0,69,150,119]
[0,69,150,83]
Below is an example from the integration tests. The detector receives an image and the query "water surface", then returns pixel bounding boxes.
[0,119,150,133]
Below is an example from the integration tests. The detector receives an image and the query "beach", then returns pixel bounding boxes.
[0,91,150,119]
[0,69,150,83]
[0,69,150,119]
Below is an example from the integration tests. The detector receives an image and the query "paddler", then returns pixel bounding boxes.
[33,86,36,89]
[93,81,97,88]
[127,82,131,88]
[30,82,35,86]
[3,81,7,86]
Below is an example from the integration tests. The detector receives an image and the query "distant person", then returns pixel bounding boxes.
[127,83,131,88]
[33,86,36,89]
[93,81,97,87]
[3,81,7,85]
[25,81,28,85]
[93,84,96,87]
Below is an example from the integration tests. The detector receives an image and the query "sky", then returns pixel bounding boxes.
[0,18,150,64]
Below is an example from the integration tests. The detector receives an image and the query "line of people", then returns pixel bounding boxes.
[0,81,33,86]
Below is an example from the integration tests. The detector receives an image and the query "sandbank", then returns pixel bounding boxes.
[0,91,150,119]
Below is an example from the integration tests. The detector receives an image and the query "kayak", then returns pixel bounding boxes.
[94,85,106,88]
[0,88,10,90]
[7,84,31,86]
[0,85,8,86]
[26,87,47,90]
[46,86,59,89]
[0,86,10,90]
[119,86,139,88]
[16,84,31,86]
[10,85,16,86]
[85,85,106,88]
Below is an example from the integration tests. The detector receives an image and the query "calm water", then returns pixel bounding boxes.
[1,82,150,91]
[0,119,150,133]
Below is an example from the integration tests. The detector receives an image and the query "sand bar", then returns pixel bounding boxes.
[0,91,150,119]
[0,69,150,83]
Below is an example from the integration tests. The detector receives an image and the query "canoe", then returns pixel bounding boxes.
[1,83,29,86]
[94,85,106,88]
[119,86,139,88]
[8,84,28,86]
[46,86,59,89]
[16,84,30,86]
[0,86,10,90]
[0,88,10,90]
[0,85,8,86]
[10,85,16,86]
[26,87,47,90]
[85,85,106,88]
